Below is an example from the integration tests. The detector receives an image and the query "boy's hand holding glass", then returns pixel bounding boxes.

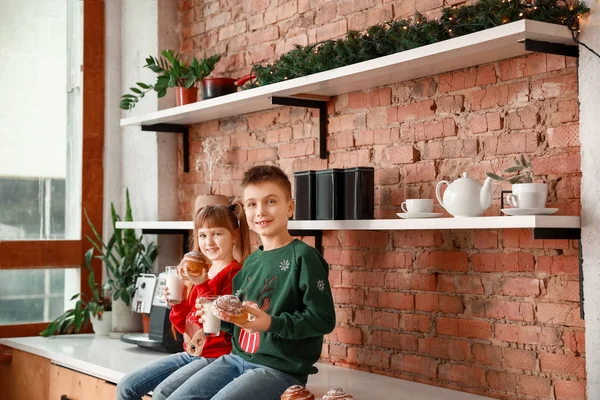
[236,304,271,333]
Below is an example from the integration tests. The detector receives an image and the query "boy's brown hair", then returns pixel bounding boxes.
[241,165,292,200]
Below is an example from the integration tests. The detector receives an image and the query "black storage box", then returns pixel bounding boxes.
[293,170,316,220]
[344,167,375,219]
[316,169,345,220]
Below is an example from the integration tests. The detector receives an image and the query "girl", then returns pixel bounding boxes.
[116,202,250,400]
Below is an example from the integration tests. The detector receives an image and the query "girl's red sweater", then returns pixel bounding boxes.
[169,259,242,358]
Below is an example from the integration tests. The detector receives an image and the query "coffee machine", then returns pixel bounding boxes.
[121,273,183,353]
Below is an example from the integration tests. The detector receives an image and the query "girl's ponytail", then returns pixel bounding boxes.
[229,200,251,261]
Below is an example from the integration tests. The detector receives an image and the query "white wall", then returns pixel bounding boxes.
[580,1,600,396]
[104,0,181,274]
[0,0,68,179]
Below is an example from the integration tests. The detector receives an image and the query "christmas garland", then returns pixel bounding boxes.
[248,0,589,88]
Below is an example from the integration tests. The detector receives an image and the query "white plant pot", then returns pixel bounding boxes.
[109,298,142,339]
[90,311,112,335]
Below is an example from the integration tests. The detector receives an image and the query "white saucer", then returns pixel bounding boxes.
[501,207,559,216]
[396,212,444,219]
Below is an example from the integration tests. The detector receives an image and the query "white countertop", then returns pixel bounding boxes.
[1,335,492,399]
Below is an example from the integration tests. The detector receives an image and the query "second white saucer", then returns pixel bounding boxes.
[501,207,558,216]
[396,212,444,219]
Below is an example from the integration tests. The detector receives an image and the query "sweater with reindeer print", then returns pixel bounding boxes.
[229,239,335,381]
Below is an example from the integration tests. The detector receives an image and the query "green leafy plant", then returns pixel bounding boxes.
[40,190,157,336]
[486,154,536,184]
[249,0,589,88]
[86,189,158,306]
[40,254,110,336]
[120,50,221,110]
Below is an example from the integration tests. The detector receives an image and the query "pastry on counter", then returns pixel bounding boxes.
[281,384,315,400]
[321,388,355,400]
[211,294,249,324]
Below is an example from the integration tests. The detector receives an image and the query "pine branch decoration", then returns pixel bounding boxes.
[248,0,589,88]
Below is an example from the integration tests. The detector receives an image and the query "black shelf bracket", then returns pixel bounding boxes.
[141,123,190,172]
[523,39,579,58]
[142,228,190,255]
[532,228,581,240]
[271,97,328,159]
[289,229,323,254]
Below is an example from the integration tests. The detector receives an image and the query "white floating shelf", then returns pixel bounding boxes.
[120,20,573,128]
[116,216,580,232]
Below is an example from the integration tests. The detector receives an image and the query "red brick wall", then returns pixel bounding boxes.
[178,1,584,399]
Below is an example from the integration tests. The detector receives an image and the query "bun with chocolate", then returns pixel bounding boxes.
[180,251,209,277]
[322,389,354,400]
[211,295,248,324]
[281,385,315,400]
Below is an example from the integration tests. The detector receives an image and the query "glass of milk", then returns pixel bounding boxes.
[200,296,221,336]
[165,266,184,304]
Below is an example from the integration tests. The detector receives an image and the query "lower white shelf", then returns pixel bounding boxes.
[115,216,580,231]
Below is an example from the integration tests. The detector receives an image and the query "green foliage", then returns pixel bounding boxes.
[40,250,110,336]
[486,154,535,184]
[85,189,158,306]
[248,0,588,87]
[120,50,221,110]
[40,190,157,336]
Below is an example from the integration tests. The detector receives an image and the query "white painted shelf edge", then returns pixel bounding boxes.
[120,20,573,127]
[115,216,580,231]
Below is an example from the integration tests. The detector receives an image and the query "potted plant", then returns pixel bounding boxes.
[486,154,548,209]
[193,137,229,214]
[40,257,112,336]
[86,189,158,337]
[120,50,221,110]
[40,190,157,337]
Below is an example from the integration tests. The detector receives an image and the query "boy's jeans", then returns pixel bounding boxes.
[167,354,304,400]
[116,352,214,400]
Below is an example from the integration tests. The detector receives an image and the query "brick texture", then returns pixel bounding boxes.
[178,1,583,399]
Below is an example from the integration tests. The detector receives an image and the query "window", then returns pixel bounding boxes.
[0,0,104,337]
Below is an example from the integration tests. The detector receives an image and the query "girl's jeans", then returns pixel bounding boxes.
[166,354,304,400]
[116,352,214,400]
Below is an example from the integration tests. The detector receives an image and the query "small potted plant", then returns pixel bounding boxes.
[193,137,229,214]
[40,258,112,336]
[486,154,548,209]
[120,50,221,110]
[86,189,158,337]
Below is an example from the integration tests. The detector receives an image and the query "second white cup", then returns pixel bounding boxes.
[506,191,546,209]
[401,199,434,213]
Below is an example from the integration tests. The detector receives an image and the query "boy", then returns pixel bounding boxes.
[168,165,336,400]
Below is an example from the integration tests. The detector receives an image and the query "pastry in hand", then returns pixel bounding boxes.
[280,385,315,400]
[179,251,210,284]
[211,295,249,324]
[322,388,354,400]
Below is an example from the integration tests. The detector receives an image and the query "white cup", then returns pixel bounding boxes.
[401,199,434,213]
[165,266,184,304]
[506,191,546,209]
[200,296,221,336]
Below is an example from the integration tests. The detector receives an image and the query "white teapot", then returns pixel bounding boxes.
[436,172,493,217]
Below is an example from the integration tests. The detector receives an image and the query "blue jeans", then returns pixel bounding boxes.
[166,354,303,400]
[116,352,214,400]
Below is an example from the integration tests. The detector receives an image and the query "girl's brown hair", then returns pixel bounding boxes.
[190,200,251,262]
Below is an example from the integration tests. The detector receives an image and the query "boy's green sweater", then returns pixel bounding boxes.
[224,239,335,383]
